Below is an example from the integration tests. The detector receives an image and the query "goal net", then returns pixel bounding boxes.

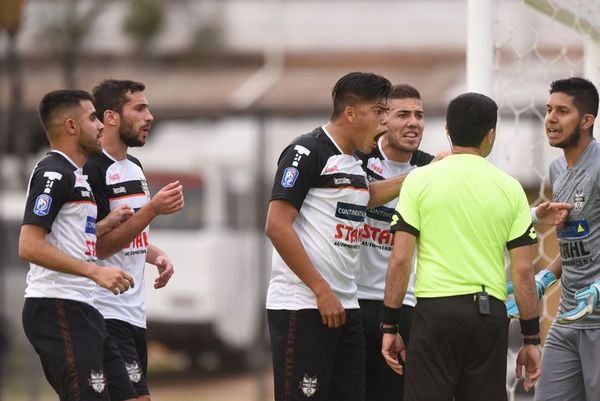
[490,0,600,399]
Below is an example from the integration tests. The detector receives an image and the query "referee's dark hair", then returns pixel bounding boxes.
[39,89,94,133]
[93,79,145,122]
[331,72,392,120]
[446,92,498,148]
[550,77,599,122]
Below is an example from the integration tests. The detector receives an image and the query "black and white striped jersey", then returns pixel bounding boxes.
[266,126,370,310]
[84,150,151,328]
[23,150,98,304]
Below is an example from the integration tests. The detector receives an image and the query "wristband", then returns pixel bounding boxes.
[379,323,399,334]
[523,337,541,345]
[519,317,540,336]
[381,304,402,325]
[530,206,539,224]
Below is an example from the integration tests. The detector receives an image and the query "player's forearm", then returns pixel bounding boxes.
[19,229,98,280]
[146,243,165,265]
[510,246,539,321]
[383,231,415,308]
[367,174,406,209]
[96,208,154,259]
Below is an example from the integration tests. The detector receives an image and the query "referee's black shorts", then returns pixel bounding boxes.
[268,308,365,401]
[404,294,510,401]
[22,298,137,401]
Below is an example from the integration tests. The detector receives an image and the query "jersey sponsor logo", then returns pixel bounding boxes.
[124,232,149,256]
[107,172,120,183]
[574,189,586,211]
[113,186,127,195]
[299,374,318,397]
[42,171,62,194]
[141,179,151,198]
[334,224,364,244]
[333,177,351,185]
[291,144,311,167]
[366,206,394,222]
[85,240,97,258]
[281,167,299,188]
[362,223,394,246]
[88,370,106,393]
[368,160,384,175]
[33,194,52,216]
[85,216,96,234]
[323,165,339,174]
[559,241,591,264]
[558,220,590,239]
[335,202,366,222]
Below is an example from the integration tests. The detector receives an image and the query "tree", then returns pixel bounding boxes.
[123,0,164,56]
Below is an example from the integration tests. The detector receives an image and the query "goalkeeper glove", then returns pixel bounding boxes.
[557,279,600,324]
[506,269,558,318]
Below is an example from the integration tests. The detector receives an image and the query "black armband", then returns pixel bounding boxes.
[523,337,541,345]
[519,317,540,336]
[381,304,402,325]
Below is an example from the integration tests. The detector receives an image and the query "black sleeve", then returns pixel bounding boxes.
[389,210,419,237]
[83,159,111,221]
[409,150,435,167]
[22,167,74,232]
[270,138,322,211]
[506,223,538,250]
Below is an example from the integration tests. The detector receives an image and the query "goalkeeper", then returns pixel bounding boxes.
[532,77,600,401]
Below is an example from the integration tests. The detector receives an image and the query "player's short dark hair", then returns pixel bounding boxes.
[550,77,599,118]
[38,89,94,131]
[331,72,392,120]
[446,92,498,148]
[390,84,421,100]
[93,79,146,122]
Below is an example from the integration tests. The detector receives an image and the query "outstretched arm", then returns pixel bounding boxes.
[532,201,572,226]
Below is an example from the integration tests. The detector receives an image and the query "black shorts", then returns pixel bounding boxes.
[105,319,149,396]
[22,298,137,401]
[404,295,509,401]
[267,308,365,401]
[359,299,413,401]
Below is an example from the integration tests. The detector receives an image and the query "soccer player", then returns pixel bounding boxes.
[20,89,137,401]
[84,79,184,401]
[533,77,600,401]
[266,72,412,401]
[355,84,438,401]
[382,92,541,401]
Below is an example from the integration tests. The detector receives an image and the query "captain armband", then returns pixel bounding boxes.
[381,304,402,325]
[519,317,540,336]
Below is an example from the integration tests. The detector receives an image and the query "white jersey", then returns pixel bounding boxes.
[267,127,370,310]
[84,150,151,328]
[23,151,99,304]
[355,139,434,305]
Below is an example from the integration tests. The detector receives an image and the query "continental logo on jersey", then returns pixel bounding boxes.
[33,194,52,216]
[558,220,590,240]
[85,216,96,235]
[335,202,366,222]
[281,167,299,188]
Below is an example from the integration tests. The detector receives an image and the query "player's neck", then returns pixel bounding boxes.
[101,130,128,160]
[451,146,483,157]
[563,135,593,168]
[324,121,354,154]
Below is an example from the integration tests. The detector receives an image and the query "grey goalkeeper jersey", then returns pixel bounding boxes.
[550,139,600,329]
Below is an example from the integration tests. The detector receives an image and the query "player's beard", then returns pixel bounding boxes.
[551,126,581,150]
[119,119,145,148]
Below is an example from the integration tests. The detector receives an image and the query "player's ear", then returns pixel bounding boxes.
[64,118,77,136]
[103,110,120,126]
[344,105,355,122]
[581,114,595,131]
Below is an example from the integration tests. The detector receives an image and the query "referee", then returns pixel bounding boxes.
[381,92,541,401]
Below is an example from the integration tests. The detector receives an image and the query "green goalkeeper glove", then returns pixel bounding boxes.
[506,269,557,318]
[557,279,600,324]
